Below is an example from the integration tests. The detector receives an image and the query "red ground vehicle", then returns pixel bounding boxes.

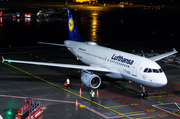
[15,98,43,119]
[25,13,31,18]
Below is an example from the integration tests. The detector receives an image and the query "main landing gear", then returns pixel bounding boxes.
[140,85,148,97]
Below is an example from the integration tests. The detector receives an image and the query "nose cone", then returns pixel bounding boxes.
[157,73,168,87]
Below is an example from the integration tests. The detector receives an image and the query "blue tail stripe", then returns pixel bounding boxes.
[67,8,84,42]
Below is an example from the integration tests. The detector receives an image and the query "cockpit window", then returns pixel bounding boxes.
[144,68,148,72]
[144,68,163,73]
[148,69,152,73]
[153,69,159,73]
[159,68,163,73]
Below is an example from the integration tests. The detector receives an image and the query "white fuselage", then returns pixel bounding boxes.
[64,40,167,88]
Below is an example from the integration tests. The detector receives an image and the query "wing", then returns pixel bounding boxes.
[38,42,66,47]
[149,48,178,61]
[1,57,110,72]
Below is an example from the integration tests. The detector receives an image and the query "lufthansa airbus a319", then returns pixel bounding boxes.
[2,8,178,97]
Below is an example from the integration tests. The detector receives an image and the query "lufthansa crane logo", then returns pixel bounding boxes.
[68,18,74,31]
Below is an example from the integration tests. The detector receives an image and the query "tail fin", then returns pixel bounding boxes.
[67,8,83,42]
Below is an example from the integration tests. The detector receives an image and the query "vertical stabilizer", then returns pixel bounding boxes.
[67,8,83,42]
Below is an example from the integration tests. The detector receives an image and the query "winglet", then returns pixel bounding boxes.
[173,48,178,53]
[1,56,4,63]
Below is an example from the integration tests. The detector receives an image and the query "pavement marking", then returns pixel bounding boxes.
[108,105,129,108]
[130,103,139,106]
[167,64,180,68]
[135,116,157,119]
[84,104,110,118]
[35,56,39,58]
[152,103,180,117]
[158,102,164,105]
[103,81,109,84]
[115,86,122,89]
[108,113,146,119]
[147,95,166,99]
[0,94,76,103]
[123,111,145,115]
[99,88,178,118]
[167,93,175,97]
[148,91,167,95]
[42,58,46,61]
[128,90,136,94]
[173,111,180,116]
[73,70,78,73]
[144,97,151,100]
[143,94,169,100]
[147,92,159,95]
[2,61,132,119]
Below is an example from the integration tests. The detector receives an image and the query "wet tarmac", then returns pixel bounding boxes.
[0,2,180,119]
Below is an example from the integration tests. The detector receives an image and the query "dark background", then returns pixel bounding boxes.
[0,1,179,53]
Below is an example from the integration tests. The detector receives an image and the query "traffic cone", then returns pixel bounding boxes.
[75,99,78,107]
[79,88,82,95]
[96,89,99,95]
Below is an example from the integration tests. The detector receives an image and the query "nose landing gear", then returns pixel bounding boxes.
[140,85,148,97]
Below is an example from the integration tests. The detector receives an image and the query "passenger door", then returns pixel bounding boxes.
[132,61,140,77]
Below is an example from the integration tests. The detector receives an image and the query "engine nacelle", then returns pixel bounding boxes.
[81,70,101,89]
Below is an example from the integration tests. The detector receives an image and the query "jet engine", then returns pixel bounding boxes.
[81,70,101,89]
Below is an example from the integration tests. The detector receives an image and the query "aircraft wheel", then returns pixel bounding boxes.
[141,92,145,97]
[141,91,148,97]
[145,91,148,97]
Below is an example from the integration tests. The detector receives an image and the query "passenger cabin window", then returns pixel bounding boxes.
[144,68,163,73]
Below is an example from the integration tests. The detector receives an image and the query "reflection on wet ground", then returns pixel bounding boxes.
[81,10,178,52]
[0,4,179,51]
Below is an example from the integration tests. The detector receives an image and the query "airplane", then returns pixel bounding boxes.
[36,0,68,18]
[2,8,178,97]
